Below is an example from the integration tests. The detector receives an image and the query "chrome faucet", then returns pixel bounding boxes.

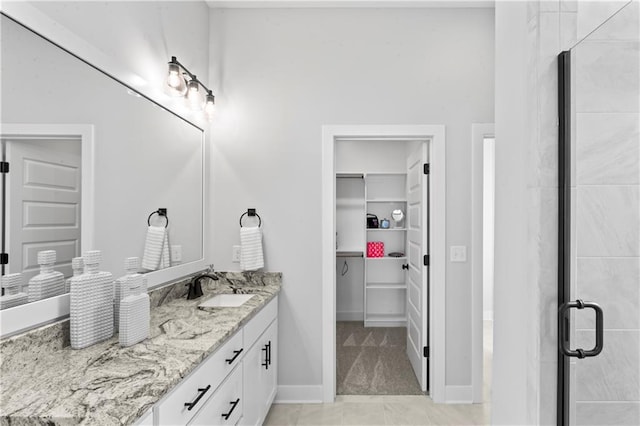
[186,272,219,300]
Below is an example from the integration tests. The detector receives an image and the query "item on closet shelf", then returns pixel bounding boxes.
[115,257,143,329]
[240,225,264,271]
[367,241,385,258]
[0,273,28,310]
[69,250,114,349]
[141,225,171,271]
[65,257,85,294]
[118,259,150,347]
[27,250,65,302]
[391,209,405,228]
[380,218,390,229]
[366,214,379,229]
[388,252,404,257]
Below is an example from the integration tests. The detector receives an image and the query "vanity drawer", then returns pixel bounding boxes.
[188,363,243,426]
[244,296,278,349]
[155,330,244,425]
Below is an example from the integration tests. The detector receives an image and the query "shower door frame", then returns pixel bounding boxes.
[557,49,571,426]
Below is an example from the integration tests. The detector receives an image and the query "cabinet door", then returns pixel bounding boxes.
[241,319,278,426]
[260,319,278,419]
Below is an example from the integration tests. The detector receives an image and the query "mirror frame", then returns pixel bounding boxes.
[0,4,207,338]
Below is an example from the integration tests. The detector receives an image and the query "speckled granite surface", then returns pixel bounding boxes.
[0,271,281,425]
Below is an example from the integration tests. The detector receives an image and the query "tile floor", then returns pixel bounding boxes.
[263,321,493,425]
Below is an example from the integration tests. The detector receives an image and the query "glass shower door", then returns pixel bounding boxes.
[558,2,640,425]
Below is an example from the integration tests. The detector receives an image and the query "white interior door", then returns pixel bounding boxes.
[406,143,428,392]
[6,139,81,283]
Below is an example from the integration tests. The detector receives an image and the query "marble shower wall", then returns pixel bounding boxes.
[527,1,639,424]
[569,1,640,424]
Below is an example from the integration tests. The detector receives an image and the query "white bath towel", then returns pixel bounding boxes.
[142,226,171,271]
[240,226,264,271]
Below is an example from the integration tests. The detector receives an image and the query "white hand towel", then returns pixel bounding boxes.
[142,226,169,271]
[159,231,171,269]
[240,226,264,271]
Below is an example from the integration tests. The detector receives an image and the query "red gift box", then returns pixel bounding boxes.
[367,241,384,258]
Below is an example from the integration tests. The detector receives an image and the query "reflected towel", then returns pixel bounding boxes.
[240,226,264,271]
[142,226,171,271]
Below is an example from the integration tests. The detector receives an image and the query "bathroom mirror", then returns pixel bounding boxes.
[0,12,205,336]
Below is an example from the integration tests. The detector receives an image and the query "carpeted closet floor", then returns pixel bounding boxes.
[336,321,422,395]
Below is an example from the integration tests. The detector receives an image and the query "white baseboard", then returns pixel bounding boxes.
[275,385,324,404]
[483,310,494,321]
[336,311,363,321]
[445,385,473,403]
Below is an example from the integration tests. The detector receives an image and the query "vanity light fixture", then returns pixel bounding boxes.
[166,56,215,118]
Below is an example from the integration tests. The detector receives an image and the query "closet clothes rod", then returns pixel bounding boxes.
[336,251,363,258]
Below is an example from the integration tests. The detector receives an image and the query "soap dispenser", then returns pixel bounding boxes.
[28,250,65,302]
[114,257,142,329]
[65,257,84,294]
[70,250,114,349]
[0,273,28,310]
[118,261,150,347]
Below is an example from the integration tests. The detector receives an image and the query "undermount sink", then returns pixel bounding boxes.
[199,294,255,308]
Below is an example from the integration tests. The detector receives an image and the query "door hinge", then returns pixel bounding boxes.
[423,255,429,266]
[0,253,8,265]
[0,161,9,173]
[423,163,429,175]
[423,346,429,357]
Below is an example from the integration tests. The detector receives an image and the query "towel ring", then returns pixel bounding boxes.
[239,209,262,228]
[148,209,169,228]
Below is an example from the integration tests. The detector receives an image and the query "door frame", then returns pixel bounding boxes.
[470,123,495,403]
[0,123,95,337]
[321,124,446,403]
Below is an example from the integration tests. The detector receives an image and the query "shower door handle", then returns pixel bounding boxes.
[558,299,604,358]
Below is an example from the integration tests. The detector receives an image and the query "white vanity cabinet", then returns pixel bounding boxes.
[241,301,278,426]
[151,296,278,426]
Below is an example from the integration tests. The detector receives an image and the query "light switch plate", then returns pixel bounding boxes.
[232,245,241,263]
[170,245,182,263]
[450,245,467,262]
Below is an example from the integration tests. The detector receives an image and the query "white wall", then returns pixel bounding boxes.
[492,2,532,424]
[209,8,494,391]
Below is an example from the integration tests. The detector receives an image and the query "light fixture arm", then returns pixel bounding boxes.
[169,56,213,96]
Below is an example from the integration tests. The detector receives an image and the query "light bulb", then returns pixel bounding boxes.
[166,60,186,96]
[204,92,215,117]
[187,79,203,111]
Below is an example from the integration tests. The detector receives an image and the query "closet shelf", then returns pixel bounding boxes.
[366,199,407,203]
[337,251,363,258]
[366,282,407,290]
[366,228,406,231]
[365,256,407,261]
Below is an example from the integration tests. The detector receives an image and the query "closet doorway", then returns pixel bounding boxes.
[321,124,447,403]
[335,140,427,395]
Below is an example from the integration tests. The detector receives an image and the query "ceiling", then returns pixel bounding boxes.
[205,0,495,8]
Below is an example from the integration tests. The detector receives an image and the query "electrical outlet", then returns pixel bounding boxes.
[450,245,467,262]
[232,245,241,262]
[171,245,182,263]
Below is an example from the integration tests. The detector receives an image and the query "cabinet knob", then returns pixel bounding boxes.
[402,264,409,270]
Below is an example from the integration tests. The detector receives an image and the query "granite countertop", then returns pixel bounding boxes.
[0,272,281,425]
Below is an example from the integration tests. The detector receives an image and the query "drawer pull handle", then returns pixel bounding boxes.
[222,398,240,420]
[225,348,243,364]
[184,385,211,411]
[262,341,272,369]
